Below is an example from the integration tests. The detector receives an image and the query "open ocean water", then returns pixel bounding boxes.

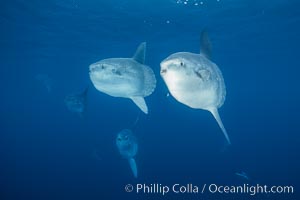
[0,0,299,199]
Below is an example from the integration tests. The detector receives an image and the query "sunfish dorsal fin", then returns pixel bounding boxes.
[130,97,148,114]
[200,30,212,59]
[208,107,231,145]
[132,42,146,64]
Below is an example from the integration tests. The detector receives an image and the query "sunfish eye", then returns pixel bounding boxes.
[180,61,184,67]
[101,65,105,69]
[117,137,122,141]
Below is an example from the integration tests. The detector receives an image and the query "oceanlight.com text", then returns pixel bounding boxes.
[207,183,294,196]
[124,183,294,196]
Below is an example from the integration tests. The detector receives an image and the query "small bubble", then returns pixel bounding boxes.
[166,20,170,24]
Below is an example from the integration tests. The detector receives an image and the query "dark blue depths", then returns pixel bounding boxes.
[0,0,299,199]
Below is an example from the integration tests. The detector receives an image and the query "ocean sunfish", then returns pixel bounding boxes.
[64,87,88,117]
[235,171,250,181]
[35,73,54,93]
[116,129,138,178]
[89,42,156,114]
[160,31,231,144]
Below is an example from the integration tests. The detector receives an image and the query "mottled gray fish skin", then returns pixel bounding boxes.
[160,31,231,144]
[116,129,138,178]
[89,42,156,114]
[161,52,225,109]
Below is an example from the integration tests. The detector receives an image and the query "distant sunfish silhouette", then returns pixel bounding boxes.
[35,73,54,93]
[235,171,250,181]
[89,42,156,114]
[116,129,138,178]
[160,31,231,144]
[64,87,88,117]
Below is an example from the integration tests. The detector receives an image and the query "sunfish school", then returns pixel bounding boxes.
[89,43,156,114]
[116,129,138,178]
[160,31,231,144]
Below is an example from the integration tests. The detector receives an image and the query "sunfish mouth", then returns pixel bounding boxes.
[89,63,122,76]
[160,68,167,74]
[160,60,170,75]
[89,63,106,72]
[160,58,183,74]
[89,64,100,73]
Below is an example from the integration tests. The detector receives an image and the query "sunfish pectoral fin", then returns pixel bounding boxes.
[208,107,231,145]
[132,42,146,64]
[130,97,148,114]
[128,158,138,178]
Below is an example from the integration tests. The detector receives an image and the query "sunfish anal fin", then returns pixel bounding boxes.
[130,97,148,114]
[132,42,146,64]
[128,158,138,178]
[208,107,231,145]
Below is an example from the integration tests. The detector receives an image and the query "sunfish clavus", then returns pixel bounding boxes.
[160,31,231,144]
[89,43,156,114]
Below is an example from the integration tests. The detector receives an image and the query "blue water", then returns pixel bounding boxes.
[1,0,299,199]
